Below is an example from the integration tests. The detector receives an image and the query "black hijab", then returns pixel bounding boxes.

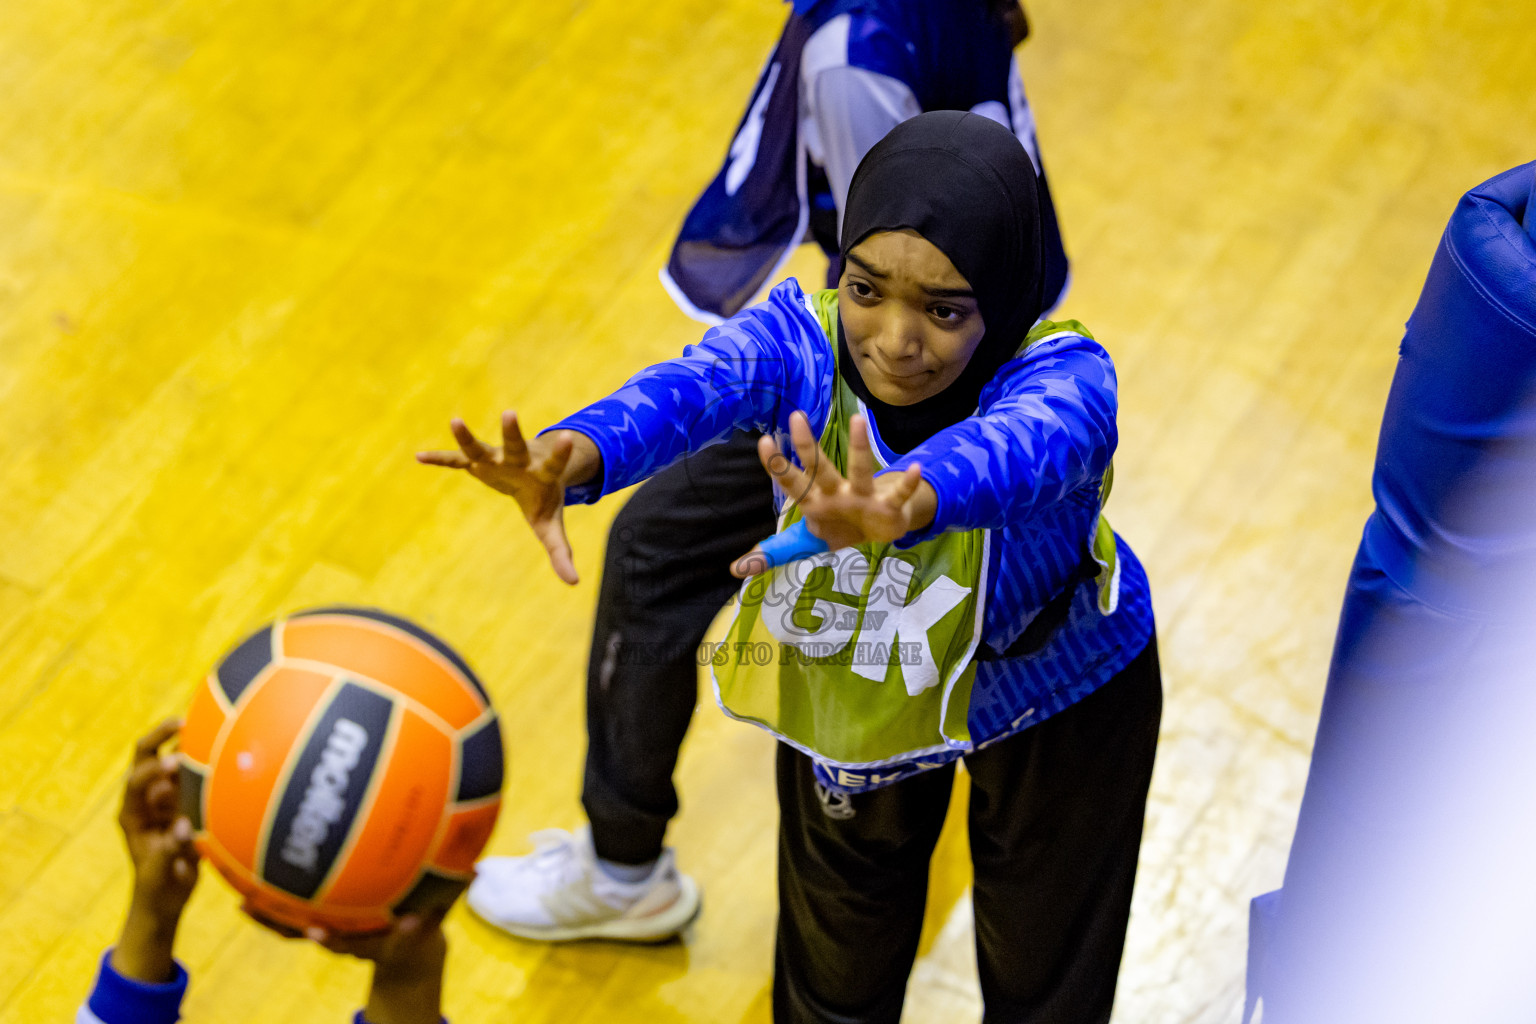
[835,110,1047,454]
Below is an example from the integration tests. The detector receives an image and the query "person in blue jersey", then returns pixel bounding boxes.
[450,0,1075,948]
[79,720,452,1024]
[421,111,1159,1023]
[664,0,1067,321]
[1244,164,1536,1024]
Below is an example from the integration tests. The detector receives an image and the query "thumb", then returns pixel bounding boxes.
[732,547,768,579]
[532,512,579,585]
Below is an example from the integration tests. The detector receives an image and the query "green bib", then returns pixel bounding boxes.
[713,289,1119,769]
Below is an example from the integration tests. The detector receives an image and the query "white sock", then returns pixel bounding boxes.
[597,856,656,884]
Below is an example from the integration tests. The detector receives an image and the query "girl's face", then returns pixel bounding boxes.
[839,229,986,406]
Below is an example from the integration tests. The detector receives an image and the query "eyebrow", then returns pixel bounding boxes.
[845,252,976,300]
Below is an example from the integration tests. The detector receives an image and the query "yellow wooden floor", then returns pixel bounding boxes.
[2,0,1533,1021]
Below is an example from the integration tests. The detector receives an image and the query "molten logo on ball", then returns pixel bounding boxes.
[282,718,369,872]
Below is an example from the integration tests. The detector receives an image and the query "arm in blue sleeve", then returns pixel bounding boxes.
[889,331,1118,545]
[79,950,188,1024]
[546,280,833,505]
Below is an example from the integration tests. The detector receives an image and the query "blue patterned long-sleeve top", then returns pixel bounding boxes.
[551,279,1154,786]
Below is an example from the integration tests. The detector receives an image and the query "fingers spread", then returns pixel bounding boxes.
[772,412,842,504]
[539,433,573,482]
[888,463,923,506]
[449,418,492,462]
[532,513,579,586]
[415,449,472,468]
[500,411,529,462]
[793,412,843,495]
[787,413,826,491]
[757,434,806,492]
[847,414,875,496]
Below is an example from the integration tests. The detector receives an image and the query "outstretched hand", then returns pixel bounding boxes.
[732,412,937,577]
[416,411,600,585]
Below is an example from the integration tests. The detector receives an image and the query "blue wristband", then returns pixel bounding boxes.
[756,520,829,569]
[88,950,189,1024]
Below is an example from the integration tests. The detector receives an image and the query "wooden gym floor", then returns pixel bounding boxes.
[1,0,1533,1021]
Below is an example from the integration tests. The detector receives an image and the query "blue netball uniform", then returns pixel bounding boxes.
[552,278,1154,792]
[466,6,1089,955]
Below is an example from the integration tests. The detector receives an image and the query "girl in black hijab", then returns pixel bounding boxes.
[833,106,1050,452]
[424,111,1159,1023]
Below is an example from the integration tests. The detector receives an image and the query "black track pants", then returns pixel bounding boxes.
[581,431,777,865]
[773,639,1162,1024]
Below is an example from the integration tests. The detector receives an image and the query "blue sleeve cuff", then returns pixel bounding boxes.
[890,466,953,549]
[88,950,188,1024]
[536,423,611,506]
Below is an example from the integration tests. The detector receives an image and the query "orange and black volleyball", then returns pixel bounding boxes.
[178,606,503,933]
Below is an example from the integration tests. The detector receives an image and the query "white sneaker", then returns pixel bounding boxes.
[466,826,701,942]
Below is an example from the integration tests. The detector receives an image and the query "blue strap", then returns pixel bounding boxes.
[756,519,830,569]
